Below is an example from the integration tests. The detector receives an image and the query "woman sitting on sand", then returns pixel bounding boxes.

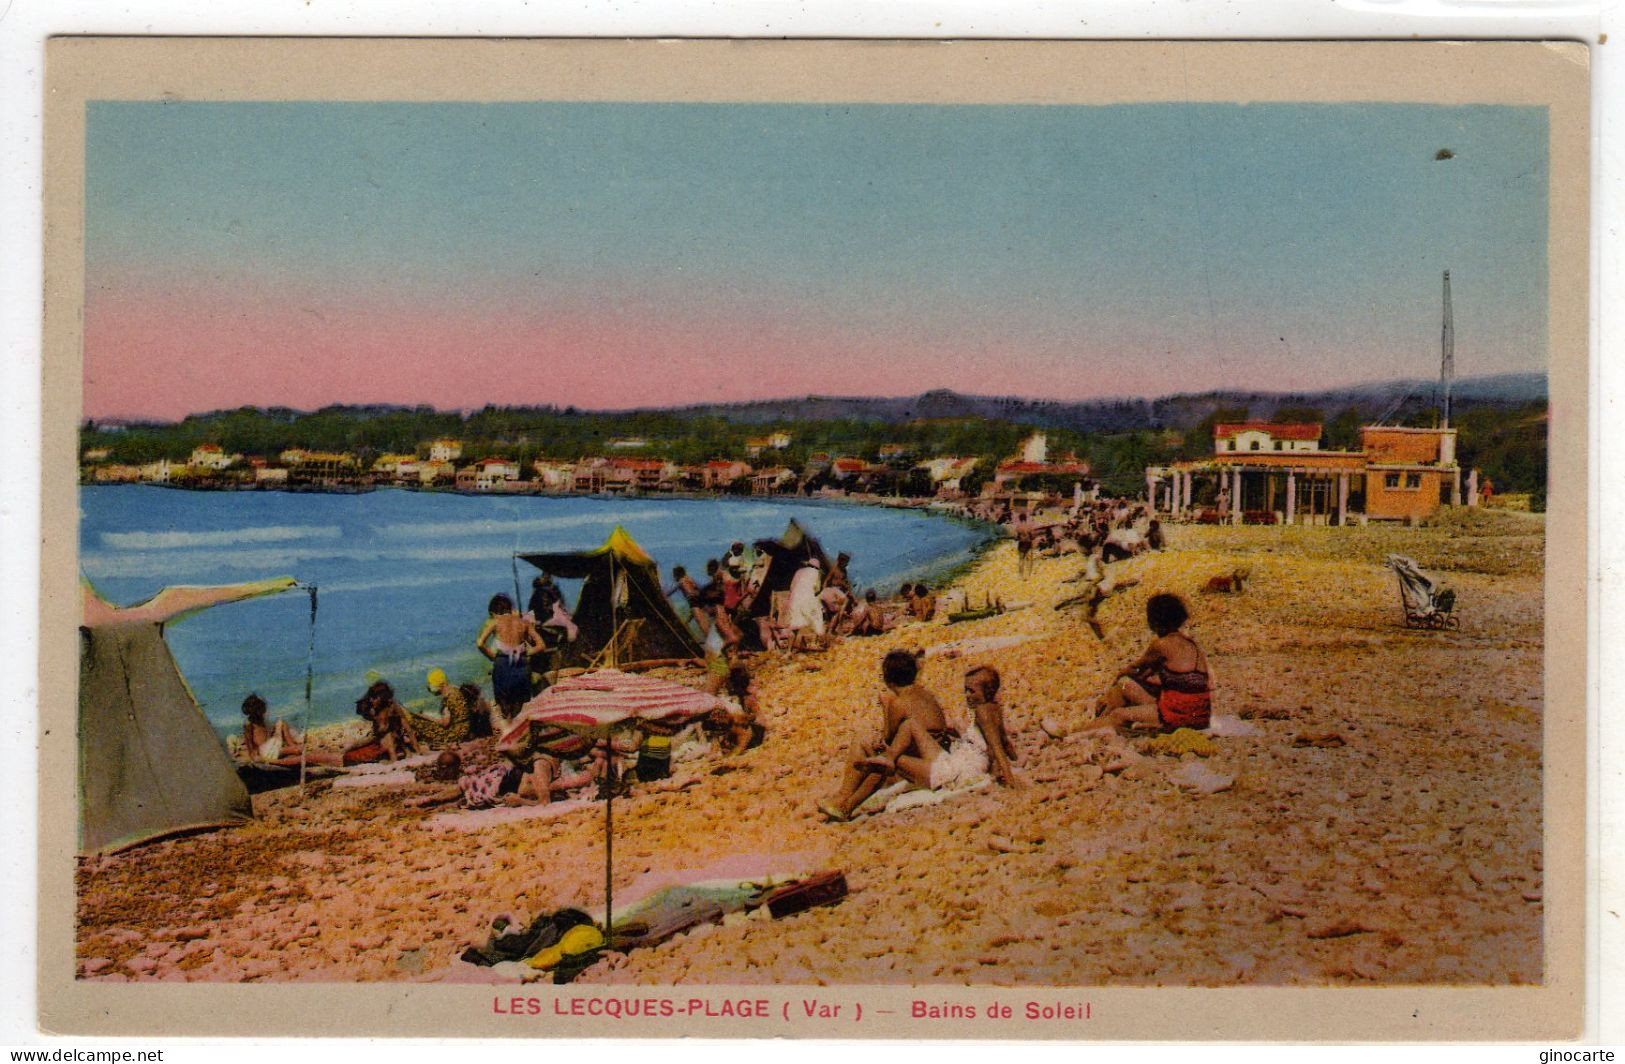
[239,694,344,767]
[477,593,546,720]
[344,680,421,765]
[410,668,473,748]
[1089,593,1212,733]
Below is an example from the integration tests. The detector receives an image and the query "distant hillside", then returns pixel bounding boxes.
[619,372,1546,433]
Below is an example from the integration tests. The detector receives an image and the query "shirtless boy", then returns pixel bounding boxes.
[819,649,950,821]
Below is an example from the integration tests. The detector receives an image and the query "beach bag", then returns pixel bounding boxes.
[460,907,594,967]
[636,735,673,781]
[764,871,848,919]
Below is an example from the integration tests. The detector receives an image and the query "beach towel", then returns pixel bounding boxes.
[851,770,993,818]
[929,724,990,789]
[424,798,595,832]
[332,769,418,789]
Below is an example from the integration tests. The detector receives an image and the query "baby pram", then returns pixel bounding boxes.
[1386,554,1458,629]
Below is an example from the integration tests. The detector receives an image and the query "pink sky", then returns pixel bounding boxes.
[84,280,1217,421]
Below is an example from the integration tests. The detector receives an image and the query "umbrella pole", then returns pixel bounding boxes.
[300,585,318,787]
[603,739,615,938]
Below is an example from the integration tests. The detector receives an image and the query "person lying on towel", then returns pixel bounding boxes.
[404,750,595,810]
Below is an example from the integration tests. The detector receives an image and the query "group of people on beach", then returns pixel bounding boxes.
[668,541,943,654]
[238,490,1213,829]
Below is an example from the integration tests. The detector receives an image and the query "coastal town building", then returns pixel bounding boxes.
[91,464,142,483]
[1212,422,1322,454]
[746,432,792,457]
[1145,422,1466,525]
[429,438,462,463]
[918,456,980,494]
[138,459,171,483]
[606,458,674,492]
[610,437,650,450]
[82,448,111,463]
[253,465,289,484]
[751,466,796,495]
[371,453,417,477]
[418,459,455,485]
[288,451,361,487]
[1020,432,1048,464]
[531,460,576,492]
[188,444,240,471]
[467,457,522,491]
[830,456,877,481]
[573,459,609,494]
[702,459,752,490]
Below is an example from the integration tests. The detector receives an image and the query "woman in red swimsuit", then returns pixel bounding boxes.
[1089,593,1211,732]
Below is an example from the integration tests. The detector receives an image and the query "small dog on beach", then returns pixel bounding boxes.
[1200,567,1250,594]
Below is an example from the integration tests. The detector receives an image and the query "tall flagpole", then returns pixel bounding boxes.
[1441,270,1454,429]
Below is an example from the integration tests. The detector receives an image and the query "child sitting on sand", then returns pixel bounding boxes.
[1088,593,1212,733]
[819,649,952,821]
[845,589,887,636]
[710,663,763,755]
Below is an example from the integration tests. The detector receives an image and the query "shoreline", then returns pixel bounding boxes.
[84,486,1002,741]
[77,511,1546,987]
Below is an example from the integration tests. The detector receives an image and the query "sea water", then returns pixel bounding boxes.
[79,486,990,736]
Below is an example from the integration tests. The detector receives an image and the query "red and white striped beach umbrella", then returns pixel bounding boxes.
[498,668,732,940]
[501,668,728,741]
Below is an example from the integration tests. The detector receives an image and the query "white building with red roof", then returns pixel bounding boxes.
[1213,422,1322,454]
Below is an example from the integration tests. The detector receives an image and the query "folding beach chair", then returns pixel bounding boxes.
[1386,554,1458,630]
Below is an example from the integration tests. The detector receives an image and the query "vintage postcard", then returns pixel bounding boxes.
[39,38,1589,1039]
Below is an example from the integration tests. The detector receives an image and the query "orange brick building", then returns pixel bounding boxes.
[1147,422,1464,525]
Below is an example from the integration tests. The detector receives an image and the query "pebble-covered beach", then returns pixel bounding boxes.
[76,510,1546,986]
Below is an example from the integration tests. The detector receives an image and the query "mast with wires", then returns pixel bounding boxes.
[1440,269,1454,429]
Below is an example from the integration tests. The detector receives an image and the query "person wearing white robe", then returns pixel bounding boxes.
[787,558,826,645]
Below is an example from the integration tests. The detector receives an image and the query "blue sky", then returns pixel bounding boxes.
[85,100,1549,416]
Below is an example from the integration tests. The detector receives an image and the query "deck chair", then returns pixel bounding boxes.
[589,617,647,668]
[1386,554,1458,629]
[757,591,793,650]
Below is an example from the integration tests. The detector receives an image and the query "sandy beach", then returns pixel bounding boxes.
[75,510,1546,986]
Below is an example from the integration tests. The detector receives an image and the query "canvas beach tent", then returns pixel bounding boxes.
[78,575,301,853]
[518,526,702,669]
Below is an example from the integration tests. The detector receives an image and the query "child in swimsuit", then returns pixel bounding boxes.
[819,649,952,821]
[1088,593,1212,732]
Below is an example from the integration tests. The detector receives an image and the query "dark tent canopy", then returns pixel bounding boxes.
[742,519,831,625]
[79,577,297,853]
[519,526,702,669]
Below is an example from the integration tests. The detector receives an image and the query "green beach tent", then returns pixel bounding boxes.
[78,576,298,853]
